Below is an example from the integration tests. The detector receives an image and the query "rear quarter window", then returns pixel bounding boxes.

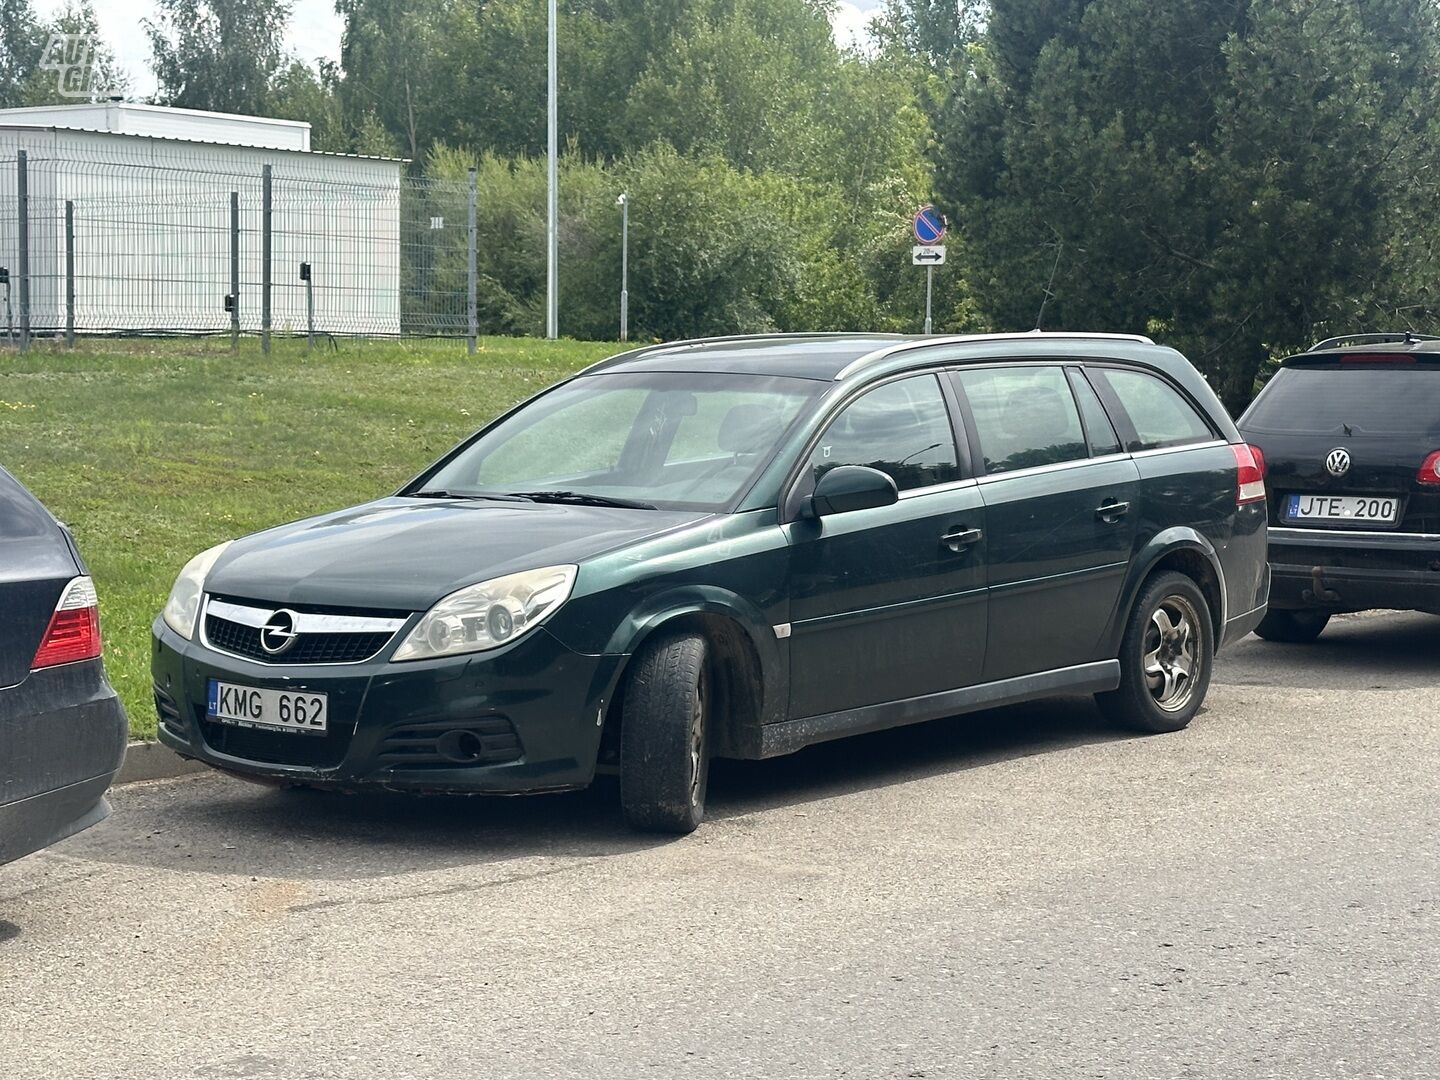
[1092,369,1215,451]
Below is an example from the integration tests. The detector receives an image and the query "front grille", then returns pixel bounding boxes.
[204,615,395,664]
[198,711,353,769]
[377,716,523,768]
[201,595,408,665]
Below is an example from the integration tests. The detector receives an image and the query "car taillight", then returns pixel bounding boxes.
[1338,354,1418,365]
[1233,443,1267,506]
[32,576,102,670]
[1419,451,1440,487]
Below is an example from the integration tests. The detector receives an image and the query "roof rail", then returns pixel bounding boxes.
[1306,332,1440,352]
[575,332,907,377]
[834,330,1156,381]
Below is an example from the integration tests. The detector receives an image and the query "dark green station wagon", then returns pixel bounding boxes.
[152,332,1269,832]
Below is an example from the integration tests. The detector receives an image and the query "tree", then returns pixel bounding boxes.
[21,1,130,105]
[928,0,1440,410]
[0,0,45,109]
[145,0,291,114]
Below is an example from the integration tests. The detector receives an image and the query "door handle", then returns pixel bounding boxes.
[1096,500,1131,522]
[941,527,983,551]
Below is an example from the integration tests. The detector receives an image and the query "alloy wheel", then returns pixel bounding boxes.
[1143,594,1202,713]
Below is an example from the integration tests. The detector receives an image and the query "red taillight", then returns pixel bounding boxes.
[1233,443,1267,506]
[1419,451,1440,487]
[32,576,102,670]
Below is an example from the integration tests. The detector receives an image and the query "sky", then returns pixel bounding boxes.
[33,0,885,101]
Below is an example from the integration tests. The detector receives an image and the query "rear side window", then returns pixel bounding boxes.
[954,366,1088,474]
[810,374,960,492]
[1243,366,1440,437]
[1092,369,1214,451]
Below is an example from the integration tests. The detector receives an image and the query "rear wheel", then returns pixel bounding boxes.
[1253,609,1330,643]
[620,633,710,834]
[1097,572,1214,734]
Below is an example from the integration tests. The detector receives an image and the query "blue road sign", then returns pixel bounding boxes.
[913,205,946,245]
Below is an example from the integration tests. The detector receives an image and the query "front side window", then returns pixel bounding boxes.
[955,366,1088,474]
[809,374,960,492]
[1093,368,1215,451]
[421,372,823,511]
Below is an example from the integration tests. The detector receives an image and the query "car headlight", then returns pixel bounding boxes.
[161,541,232,640]
[391,565,578,662]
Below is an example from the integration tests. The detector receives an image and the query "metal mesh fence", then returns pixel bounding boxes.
[0,130,481,349]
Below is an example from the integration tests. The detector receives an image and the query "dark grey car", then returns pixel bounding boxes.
[0,466,127,865]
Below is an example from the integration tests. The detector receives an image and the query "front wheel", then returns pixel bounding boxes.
[1253,609,1330,643]
[620,633,711,834]
[1097,572,1214,734]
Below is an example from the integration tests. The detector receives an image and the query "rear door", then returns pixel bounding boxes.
[0,467,77,690]
[1239,361,1440,534]
[950,363,1140,681]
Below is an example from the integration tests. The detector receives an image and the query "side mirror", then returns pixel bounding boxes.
[811,465,899,517]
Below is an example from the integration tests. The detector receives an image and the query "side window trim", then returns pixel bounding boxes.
[1069,366,1128,457]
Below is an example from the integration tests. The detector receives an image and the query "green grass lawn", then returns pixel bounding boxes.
[0,335,615,738]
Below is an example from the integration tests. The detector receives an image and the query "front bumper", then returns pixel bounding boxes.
[151,619,625,794]
[1267,527,1440,615]
[0,660,127,864]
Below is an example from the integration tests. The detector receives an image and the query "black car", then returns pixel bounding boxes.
[0,467,127,865]
[154,332,1269,833]
[1238,333,1440,641]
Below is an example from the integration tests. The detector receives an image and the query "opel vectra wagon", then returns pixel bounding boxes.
[152,333,1269,833]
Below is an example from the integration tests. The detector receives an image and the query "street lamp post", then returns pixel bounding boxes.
[545,0,558,339]
[617,192,629,342]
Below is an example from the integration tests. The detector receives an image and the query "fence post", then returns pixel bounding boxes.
[17,150,29,353]
[466,167,478,356]
[64,199,74,348]
[230,191,239,353]
[261,164,272,355]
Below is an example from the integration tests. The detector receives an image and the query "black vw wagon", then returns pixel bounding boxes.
[153,332,1268,832]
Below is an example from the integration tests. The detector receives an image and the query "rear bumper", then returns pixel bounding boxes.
[0,776,113,865]
[1267,527,1440,614]
[0,660,127,864]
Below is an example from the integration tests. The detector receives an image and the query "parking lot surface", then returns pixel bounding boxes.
[3,611,1438,1079]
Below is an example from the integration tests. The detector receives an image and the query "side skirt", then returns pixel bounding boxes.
[758,660,1122,759]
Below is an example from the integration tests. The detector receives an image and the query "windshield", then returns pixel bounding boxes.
[417,371,824,511]
[1244,366,1440,437]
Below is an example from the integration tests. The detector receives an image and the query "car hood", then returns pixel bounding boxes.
[204,497,710,611]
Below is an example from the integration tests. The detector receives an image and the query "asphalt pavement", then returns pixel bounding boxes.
[3,611,1438,1079]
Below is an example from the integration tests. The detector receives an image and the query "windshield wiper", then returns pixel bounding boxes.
[508,490,658,510]
[409,489,534,502]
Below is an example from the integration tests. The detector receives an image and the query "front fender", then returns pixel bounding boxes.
[599,585,787,727]
[1105,528,1226,657]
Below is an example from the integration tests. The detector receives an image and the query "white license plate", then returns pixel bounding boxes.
[1285,494,1399,524]
[206,679,328,734]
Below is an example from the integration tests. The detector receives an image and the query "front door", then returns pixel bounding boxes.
[786,374,989,718]
[950,364,1140,681]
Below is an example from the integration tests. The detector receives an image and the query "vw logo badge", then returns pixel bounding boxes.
[1325,448,1352,478]
[259,609,300,654]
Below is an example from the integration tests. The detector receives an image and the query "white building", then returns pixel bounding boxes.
[0,103,404,337]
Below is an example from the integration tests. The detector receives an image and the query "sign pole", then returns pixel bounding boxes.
[545,0,558,340]
[924,265,933,335]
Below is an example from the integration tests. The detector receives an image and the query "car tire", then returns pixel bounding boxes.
[620,632,711,834]
[1252,609,1330,643]
[1097,572,1214,734]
